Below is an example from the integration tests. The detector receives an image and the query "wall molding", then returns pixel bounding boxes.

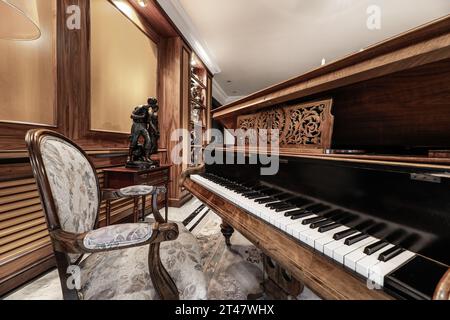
[212,78,228,105]
[212,79,244,106]
[157,0,220,73]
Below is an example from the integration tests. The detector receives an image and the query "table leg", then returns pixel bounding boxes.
[133,197,139,223]
[165,184,169,222]
[106,200,111,226]
[141,195,146,221]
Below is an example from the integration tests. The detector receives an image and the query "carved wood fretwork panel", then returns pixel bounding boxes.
[237,99,334,153]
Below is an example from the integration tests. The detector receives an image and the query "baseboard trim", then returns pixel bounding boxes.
[168,193,192,208]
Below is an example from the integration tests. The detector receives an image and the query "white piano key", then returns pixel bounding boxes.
[355,244,395,277]
[343,237,380,270]
[290,221,317,239]
[298,226,347,248]
[368,250,416,287]
[314,226,350,253]
[273,213,300,229]
[333,237,379,264]
[323,234,355,258]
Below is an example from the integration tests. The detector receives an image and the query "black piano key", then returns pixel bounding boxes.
[270,193,290,200]
[242,188,268,196]
[302,216,324,225]
[306,204,331,214]
[323,210,349,221]
[338,216,359,225]
[256,197,277,204]
[279,195,298,202]
[275,205,297,212]
[266,201,287,209]
[289,197,314,207]
[366,223,387,236]
[310,219,334,229]
[241,189,259,194]
[291,211,315,220]
[386,229,408,245]
[284,209,305,217]
[364,240,389,255]
[378,246,405,262]
[333,229,358,240]
[259,189,280,196]
[318,223,341,233]
[246,193,264,199]
[268,201,295,208]
[357,220,376,232]
[345,233,369,246]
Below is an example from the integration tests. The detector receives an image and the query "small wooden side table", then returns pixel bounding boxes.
[103,165,171,225]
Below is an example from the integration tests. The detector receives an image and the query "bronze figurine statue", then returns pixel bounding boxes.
[126,97,160,169]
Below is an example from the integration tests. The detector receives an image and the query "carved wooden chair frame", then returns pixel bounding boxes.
[26,129,179,300]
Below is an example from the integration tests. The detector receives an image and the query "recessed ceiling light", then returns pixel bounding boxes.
[227,80,232,83]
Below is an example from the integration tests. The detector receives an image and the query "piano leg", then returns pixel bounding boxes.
[220,221,234,247]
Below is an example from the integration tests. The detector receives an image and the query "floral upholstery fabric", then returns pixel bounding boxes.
[78,222,207,300]
[83,223,153,250]
[40,136,98,234]
[118,185,155,197]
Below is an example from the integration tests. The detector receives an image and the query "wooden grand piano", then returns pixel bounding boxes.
[182,16,450,300]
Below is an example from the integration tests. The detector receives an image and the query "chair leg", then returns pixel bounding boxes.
[54,251,80,300]
[148,243,180,300]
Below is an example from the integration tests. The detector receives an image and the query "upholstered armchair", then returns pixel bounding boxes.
[25,129,207,300]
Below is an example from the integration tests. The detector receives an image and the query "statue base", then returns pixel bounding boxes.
[126,160,160,170]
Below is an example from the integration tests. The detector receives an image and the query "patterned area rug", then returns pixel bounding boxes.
[192,212,264,300]
[192,211,320,300]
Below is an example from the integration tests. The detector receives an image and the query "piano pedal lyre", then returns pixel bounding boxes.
[248,255,304,300]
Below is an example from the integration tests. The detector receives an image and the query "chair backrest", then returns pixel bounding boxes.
[26,130,100,235]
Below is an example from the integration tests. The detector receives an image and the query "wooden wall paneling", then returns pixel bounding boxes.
[0,174,54,296]
[179,44,193,205]
[0,243,55,297]
[158,37,180,205]
[127,0,178,38]
[206,75,213,144]
[158,37,192,207]
[57,0,90,141]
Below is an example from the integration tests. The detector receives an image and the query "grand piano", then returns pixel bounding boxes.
[182,16,450,300]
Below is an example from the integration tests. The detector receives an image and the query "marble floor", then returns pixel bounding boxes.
[4,198,320,300]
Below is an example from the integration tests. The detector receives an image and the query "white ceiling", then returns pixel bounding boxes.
[162,0,450,102]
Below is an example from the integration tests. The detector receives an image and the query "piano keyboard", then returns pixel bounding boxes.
[191,173,416,288]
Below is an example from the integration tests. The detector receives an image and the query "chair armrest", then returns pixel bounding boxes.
[102,185,167,201]
[50,222,179,254]
[83,223,153,250]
